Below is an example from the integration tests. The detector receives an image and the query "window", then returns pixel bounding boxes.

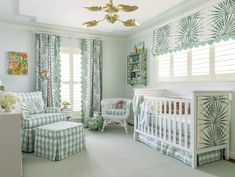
[60,48,81,111]
[173,50,188,77]
[158,54,171,78]
[215,40,235,74]
[192,45,209,76]
[157,39,235,82]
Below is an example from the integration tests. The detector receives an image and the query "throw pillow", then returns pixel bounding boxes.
[21,100,36,115]
[34,99,45,114]
[116,100,126,109]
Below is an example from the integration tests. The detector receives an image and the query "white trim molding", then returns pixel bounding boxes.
[0,22,123,41]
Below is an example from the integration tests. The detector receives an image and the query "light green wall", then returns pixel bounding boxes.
[0,27,126,99]
[0,28,35,92]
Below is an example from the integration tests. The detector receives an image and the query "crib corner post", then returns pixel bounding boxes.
[192,153,197,169]
[133,115,137,141]
[225,145,230,160]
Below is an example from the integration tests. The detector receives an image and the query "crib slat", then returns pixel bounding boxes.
[185,101,188,149]
[169,100,172,142]
[159,100,162,139]
[174,101,177,144]
[179,101,182,146]
[155,102,158,137]
[164,100,167,140]
[151,100,154,136]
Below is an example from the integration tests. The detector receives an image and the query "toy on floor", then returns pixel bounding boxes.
[88,112,103,131]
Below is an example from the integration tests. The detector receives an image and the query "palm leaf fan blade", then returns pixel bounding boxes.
[84,6,103,11]
[118,4,138,12]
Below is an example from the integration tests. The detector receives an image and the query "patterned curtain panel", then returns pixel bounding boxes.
[35,33,61,108]
[81,39,103,126]
[152,0,235,56]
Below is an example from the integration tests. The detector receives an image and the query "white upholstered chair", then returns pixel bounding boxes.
[101,98,132,133]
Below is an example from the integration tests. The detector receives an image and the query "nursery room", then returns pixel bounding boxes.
[1,0,235,177]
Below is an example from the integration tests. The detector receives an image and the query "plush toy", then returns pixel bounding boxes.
[116,100,125,109]
[88,115,103,131]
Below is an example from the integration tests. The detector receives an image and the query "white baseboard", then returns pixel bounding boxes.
[230,151,235,160]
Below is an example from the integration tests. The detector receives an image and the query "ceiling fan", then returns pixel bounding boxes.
[83,0,140,27]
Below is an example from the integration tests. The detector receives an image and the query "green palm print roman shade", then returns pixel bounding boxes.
[152,0,235,56]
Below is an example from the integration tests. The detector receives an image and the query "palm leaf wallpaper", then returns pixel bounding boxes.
[177,12,202,47]
[197,95,230,149]
[152,0,235,56]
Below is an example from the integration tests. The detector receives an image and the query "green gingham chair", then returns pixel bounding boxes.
[17,91,66,152]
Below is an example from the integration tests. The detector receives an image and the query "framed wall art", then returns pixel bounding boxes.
[8,51,28,75]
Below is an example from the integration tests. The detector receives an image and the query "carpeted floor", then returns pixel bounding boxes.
[23,126,235,177]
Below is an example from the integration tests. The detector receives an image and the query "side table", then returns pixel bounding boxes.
[61,108,73,120]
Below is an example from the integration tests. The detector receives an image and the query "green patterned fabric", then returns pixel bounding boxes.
[152,0,235,56]
[81,39,102,127]
[105,109,127,116]
[34,121,86,161]
[45,107,61,113]
[35,33,61,107]
[138,134,222,167]
[22,113,66,128]
[17,91,66,152]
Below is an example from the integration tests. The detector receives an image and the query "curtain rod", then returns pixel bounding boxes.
[33,30,102,40]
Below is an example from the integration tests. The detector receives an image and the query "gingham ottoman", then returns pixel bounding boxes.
[34,121,86,161]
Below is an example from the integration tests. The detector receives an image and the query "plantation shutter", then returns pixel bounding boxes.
[215,40,235,74]
[158,54,171,78]
[173,50,187,77]
[73,54,82,111]
[192,46,209,76]
[60,53,70,104]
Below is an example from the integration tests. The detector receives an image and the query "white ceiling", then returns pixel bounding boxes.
[0,0,214,37]
[19,0,186,32]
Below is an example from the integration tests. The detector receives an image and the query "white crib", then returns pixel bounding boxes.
[133,89,232,168]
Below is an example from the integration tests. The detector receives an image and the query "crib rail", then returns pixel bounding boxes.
[135,96,192,152]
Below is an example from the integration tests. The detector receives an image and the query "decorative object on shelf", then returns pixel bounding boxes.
[61,101,71,109]
[83,0,139,27]
[134,42,145,53]
[127,49,147,86]
[8,51,28,75]
[0,93,19,112]
[0,80,4,92]
[88,112,103,131]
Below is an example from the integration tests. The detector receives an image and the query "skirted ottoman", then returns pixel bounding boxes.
[34,121,86,161]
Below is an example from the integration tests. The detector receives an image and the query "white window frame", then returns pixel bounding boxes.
[156,41,235,83]
[60,47,81,117]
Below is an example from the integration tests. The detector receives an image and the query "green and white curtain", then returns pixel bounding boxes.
[35,33,61,108]
[152,0,235,56]
[81,39,103,126]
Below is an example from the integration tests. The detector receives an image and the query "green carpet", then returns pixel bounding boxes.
[23,126,235,177]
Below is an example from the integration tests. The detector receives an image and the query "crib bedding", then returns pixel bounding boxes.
[138,116,221,166]
[138,134,222,166]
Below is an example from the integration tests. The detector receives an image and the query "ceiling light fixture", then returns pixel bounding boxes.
[83,0,140,27]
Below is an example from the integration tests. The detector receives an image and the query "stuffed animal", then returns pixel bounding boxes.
[88,115,103,131]
[116,100,126,109]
